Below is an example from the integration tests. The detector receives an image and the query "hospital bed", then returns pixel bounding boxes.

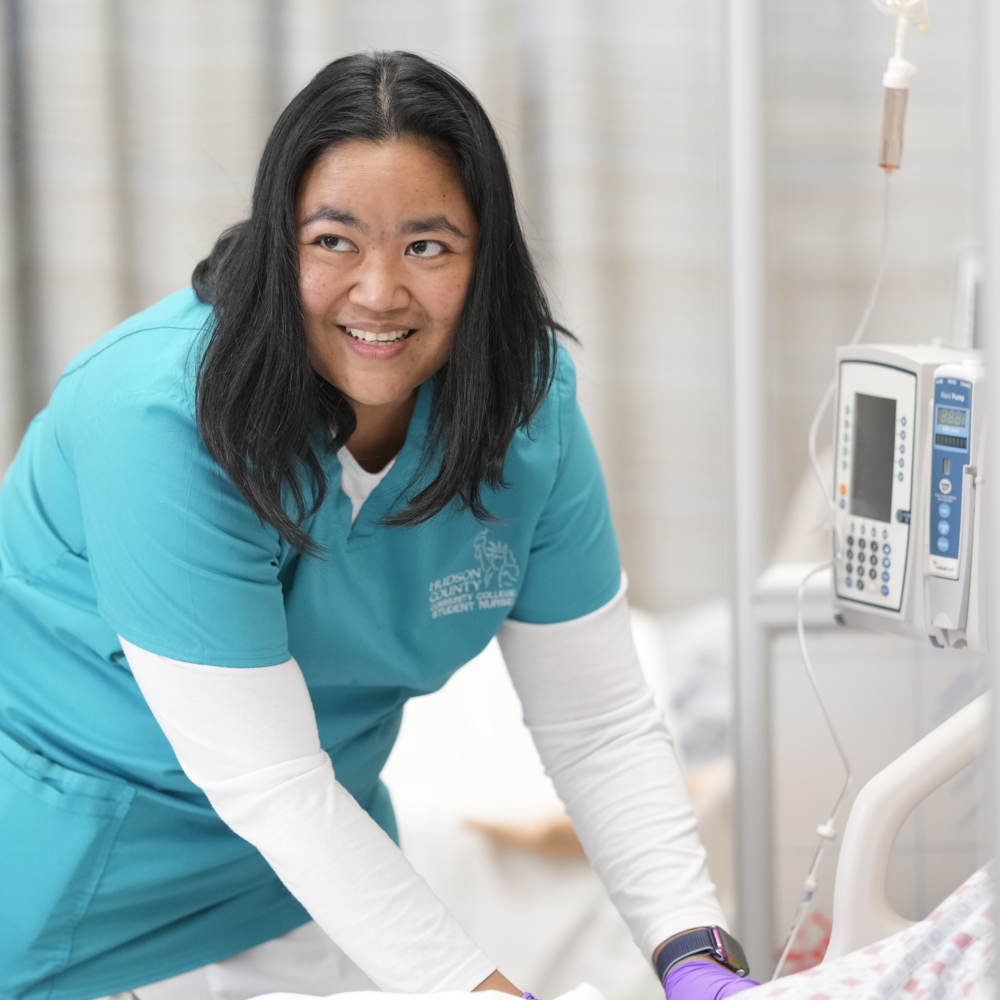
[743,690,994,998]
[824,690,990,960]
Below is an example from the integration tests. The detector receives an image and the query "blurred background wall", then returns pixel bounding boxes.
[0,0,977,615]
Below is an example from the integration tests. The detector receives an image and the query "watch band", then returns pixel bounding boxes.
[654,927,751,984]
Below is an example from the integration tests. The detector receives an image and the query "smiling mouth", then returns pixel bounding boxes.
[343,327,415,344]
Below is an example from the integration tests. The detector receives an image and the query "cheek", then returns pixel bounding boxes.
[298,256,343,320]
[427,267,474,328]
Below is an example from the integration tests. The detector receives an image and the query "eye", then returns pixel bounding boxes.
[318,235,357,253]
[407,239,447,258]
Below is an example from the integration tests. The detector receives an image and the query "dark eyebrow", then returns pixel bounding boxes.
[400,215,469,239]
[298,206,367,232]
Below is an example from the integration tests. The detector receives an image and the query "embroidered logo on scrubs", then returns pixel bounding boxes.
[429,529,520,619]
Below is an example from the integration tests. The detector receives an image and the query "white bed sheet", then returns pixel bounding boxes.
[251,984,605,1000]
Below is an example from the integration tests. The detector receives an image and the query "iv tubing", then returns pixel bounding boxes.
[771,563,854,980]
[807,170,894,559]
[775,170,893,980]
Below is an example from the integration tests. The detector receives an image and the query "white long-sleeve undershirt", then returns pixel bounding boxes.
[121,455,724,988]
[497,580,726,958]
[337,446,396,525]
[121,637,494,993]
[121,580,724,991]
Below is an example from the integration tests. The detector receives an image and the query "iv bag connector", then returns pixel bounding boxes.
[879,85,910,171]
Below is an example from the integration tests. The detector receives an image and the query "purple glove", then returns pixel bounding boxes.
[522,994,541,1000]
[664,960,760,999]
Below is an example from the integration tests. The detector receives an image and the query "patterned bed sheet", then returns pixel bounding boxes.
[747,864,993,1000]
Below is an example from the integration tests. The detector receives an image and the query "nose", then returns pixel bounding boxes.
[348,250,410,313]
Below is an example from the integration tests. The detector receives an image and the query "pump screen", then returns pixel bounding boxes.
[850,392,896,523]
[936,433,968,450]
[937,406,967,429]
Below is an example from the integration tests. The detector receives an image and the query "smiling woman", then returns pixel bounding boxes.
[295,138,479,472]
[0,51,745,1000]
[194,52,559,553]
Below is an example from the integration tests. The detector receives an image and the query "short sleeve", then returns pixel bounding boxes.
[510,355,621,624]
[74,389,289,667]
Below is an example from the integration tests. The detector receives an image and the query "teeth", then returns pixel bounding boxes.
[345,328,410,344]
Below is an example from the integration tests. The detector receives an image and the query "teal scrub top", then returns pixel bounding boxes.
[0,288,620,1000]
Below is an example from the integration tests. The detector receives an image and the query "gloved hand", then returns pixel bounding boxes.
[521,993,541,999]
[664,960,760,999]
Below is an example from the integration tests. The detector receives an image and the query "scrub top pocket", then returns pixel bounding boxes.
[0,724,134,997]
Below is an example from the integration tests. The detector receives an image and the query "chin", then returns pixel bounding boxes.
[340,385,414,408]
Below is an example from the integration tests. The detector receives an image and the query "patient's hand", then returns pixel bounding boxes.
[473,969,522,995]
[664,959,759,998]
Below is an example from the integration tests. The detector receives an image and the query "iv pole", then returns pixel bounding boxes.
[723,0,773,978]
[983,0,1000,959]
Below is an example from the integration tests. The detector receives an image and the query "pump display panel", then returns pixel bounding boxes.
[834,362,917,612]
[850,393,897,522]
[928,377,973,580]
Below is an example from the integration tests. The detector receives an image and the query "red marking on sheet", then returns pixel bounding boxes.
[775,911,833,974]
[903,979,918,993]
[953,932,973,949]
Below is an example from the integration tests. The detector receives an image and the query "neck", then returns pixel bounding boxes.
[345,389,418,473]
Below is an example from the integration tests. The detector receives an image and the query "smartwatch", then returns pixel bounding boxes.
[654,927,751,984]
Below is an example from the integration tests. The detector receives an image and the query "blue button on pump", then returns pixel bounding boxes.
[938,521,950,536]
[839,499,845,508]
[846,577,853,587]
[898,472,904,481]
[883,558,890,568]
[939,503,950,519]
[901,416,906,425]
[882,571,889,582]
[937,536,949,552]
[883,544,891,554]
[881,585,889,596]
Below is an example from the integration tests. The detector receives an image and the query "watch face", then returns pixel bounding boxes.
[717,928,751,977]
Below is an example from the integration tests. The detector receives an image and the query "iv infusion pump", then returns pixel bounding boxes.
[832,343,987,651]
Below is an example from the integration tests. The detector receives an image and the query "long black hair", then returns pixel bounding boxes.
[193,51,563,555]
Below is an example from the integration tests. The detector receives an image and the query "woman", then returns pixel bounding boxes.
[0,52,757,1000]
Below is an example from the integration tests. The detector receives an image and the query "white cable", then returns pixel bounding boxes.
[773,174,893,980]
[771,563,854,980]
[808,171,894,560]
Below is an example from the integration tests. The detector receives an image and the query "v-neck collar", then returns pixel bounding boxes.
[344,378,433,545]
